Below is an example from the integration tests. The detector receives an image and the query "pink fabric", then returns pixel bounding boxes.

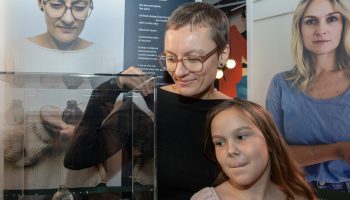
[191,187,221,200]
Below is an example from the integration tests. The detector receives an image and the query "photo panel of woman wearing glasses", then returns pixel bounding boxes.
[4,0,123,74]
[2,1,126,199]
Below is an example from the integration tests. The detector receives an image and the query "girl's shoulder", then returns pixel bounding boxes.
[191,187,221,200]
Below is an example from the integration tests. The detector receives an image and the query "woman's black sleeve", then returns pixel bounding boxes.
[64,78,127,170]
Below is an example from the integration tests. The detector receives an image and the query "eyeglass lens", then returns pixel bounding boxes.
[44,0,92,20]
[159,57,203,72]
[159,47,218,72]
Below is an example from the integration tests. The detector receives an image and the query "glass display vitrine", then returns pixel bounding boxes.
[0,72,156,200]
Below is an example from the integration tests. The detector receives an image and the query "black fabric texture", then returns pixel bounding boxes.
[64,78,154,170]
[157,89,226,200]
[63,80,226,200]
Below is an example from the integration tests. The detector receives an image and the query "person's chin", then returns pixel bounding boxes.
[54,29,78,39]
[56,36,79,45]
[178,87,198,97]
[311,48,336,55]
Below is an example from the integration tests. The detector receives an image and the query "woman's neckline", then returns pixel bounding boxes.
[160,84,230,100]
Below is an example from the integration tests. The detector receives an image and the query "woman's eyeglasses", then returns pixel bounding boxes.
[158,47,219,72]
[42,0,94,20]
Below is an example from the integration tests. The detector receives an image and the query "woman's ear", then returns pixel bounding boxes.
[38,0,44,11]
[219,44,230,64]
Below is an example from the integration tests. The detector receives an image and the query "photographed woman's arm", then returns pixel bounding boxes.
[288,143,350,167]
[266,74,350,167]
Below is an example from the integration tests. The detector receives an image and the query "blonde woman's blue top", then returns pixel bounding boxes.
[266,71,350,183]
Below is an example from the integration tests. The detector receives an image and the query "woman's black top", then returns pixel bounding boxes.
[157,89,225,200]
[64,78,226,200]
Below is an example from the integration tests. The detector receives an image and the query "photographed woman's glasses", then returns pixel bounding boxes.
[158,47,219,72]
[42,0,94,20]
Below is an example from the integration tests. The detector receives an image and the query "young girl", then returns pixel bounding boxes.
[191,99,316,200]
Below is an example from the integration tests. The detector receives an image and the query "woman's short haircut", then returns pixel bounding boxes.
[166,2,230,52]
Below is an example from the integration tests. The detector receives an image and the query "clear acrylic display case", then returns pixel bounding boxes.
[0,72,156,200]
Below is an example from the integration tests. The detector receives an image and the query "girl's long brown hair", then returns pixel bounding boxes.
[204,99,317,200]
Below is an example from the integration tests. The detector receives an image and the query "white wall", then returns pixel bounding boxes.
[249,0,299,105]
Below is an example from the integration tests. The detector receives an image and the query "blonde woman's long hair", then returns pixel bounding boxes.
[289,0,350,91]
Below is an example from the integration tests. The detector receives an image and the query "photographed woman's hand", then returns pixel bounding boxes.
[40,105,75,151]
[117,66,154,96]
[335,142,350,164]
[43,119,75,151]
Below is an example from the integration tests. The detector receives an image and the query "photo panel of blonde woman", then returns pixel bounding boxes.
[253,0,350,199]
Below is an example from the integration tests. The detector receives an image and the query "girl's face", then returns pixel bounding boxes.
[211,108,270,187]
[164,25,228,99]
[301,0,343,56]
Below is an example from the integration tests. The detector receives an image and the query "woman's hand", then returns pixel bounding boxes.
[335,142,350,164]
[40,105,75,151]
[117,66,154,96]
